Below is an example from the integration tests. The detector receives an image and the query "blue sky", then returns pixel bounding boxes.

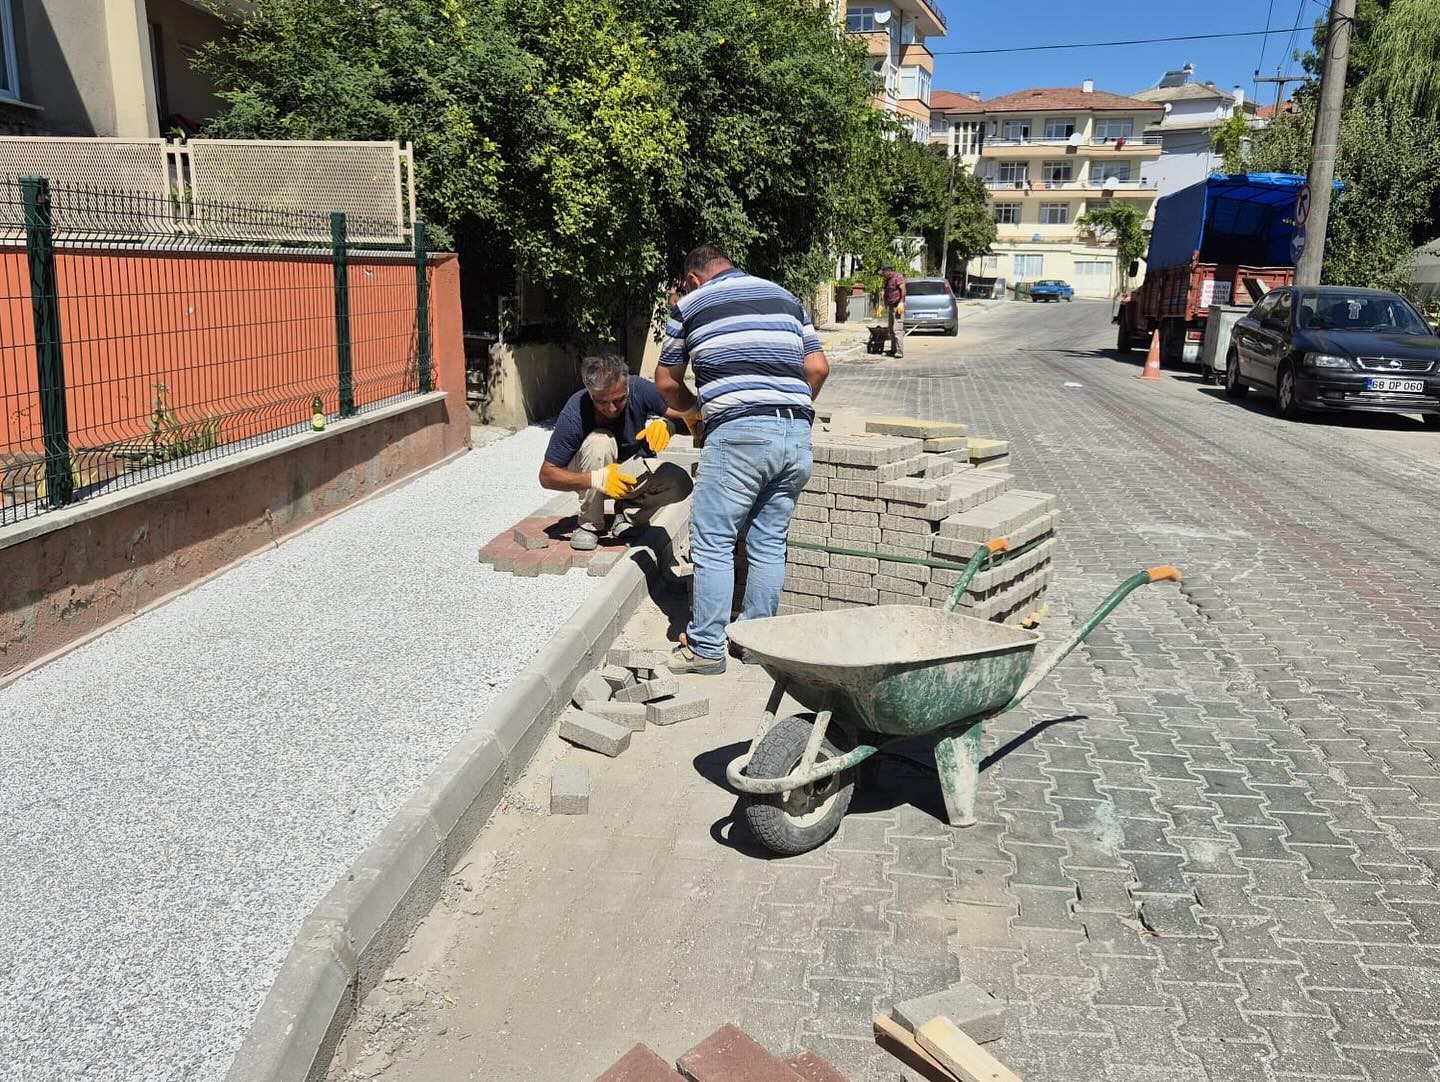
[929,0,1324,105]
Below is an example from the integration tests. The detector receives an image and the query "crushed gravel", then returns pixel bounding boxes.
[0,427,599,1081]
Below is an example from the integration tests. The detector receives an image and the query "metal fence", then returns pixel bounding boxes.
[1,176,434,526]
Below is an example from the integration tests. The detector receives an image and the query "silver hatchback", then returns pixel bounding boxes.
[902,278,960,335]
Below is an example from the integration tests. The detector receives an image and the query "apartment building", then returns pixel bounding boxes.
[1134,65,1255,199]
[843,0,946,141]
[931,82,1164,298]
[0,0,241,138]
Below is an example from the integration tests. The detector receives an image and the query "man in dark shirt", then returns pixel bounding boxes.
[540,353,694,550]
[880,263,907,358]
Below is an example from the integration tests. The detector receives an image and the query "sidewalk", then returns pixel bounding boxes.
[0,428,600,1081]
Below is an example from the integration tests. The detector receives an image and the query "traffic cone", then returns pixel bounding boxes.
[1139,329,1162,380]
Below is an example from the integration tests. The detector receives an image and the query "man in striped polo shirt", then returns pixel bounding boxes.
[655,245,830,674]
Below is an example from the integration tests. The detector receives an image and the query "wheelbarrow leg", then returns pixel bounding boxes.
[935,722,984,828]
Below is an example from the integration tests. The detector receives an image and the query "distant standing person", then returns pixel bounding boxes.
[880,263,907,358]
[655,244,830,674]
[538,354,694,551]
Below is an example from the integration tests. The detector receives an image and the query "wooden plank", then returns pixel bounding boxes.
[915,1017,1023,1082]
[872,1015,960,1082]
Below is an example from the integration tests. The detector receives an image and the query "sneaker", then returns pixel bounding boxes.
[668,643,727,676]
[570,524,599,552]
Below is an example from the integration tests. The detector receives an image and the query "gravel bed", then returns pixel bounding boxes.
[0,427,599,1081]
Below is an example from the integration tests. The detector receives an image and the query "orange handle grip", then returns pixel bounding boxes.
[1147,565,1183,583]
[986,538,1010,554]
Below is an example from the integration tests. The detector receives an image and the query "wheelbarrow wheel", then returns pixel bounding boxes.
[741,714,854,856]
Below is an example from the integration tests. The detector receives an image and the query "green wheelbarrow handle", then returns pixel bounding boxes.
[942,538,1012,612]
[1002,564,1184,711]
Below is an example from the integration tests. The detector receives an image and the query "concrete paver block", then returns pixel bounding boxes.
[572,670,614,708]
[865,417,969,440]
[924,436,967,452]
[932,510,1057,561]
[588,700,648,731]
[677,1023,806,1081]
[647,694,710,726]
[595,1043,684,1081]
[550,762,590,815]
[587,548,629,576]
[558,710,632,757]
[607,648,666,671]
[890,978,1008,1044]
[512,522,552,550]
[968,437,1011,460]
[600,664,636,692]
[612,671,679,703]
[782,1049,850,1082]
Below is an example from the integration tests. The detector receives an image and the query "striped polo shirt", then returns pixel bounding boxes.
[658,267,820,429]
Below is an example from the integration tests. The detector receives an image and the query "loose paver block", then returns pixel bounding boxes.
[967,437,1011,461]
[782,1049,850,1082]
[572,670,614,708]
[512,521,552,550]
[676,1024,806,1082]
[558,710,632,757]
[647,694,710,726]
[923,436,967,453]
[588,700,648,731]
[550,762,590,815]
[608,648,666,671]
[865,417,968,440]
[891,980,1008,1044]
[594,1043,684,1081]
[613,670,678,703]
[600,664,636,692]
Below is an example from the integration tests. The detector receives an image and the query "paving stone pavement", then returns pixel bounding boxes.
[343,300,1440,1082]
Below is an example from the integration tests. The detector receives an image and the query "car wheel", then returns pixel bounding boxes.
[1276,363,1305,420]
[1031,295,1038,303]
[1423,414,1440,429]
[1224,349,1248,399]
[948,320,960,336]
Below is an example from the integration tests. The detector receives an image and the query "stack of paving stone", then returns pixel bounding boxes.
[780,417,1056,624]
[551,650,711,813]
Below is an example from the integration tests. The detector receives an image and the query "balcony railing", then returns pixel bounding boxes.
[1089,134,1164,147]
[913,0,946,31]
[982,178,1157,192]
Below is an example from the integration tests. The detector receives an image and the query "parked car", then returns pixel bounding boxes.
[1028,279,1074,303]
[1226,285,1440,424]
[901,278,960,335]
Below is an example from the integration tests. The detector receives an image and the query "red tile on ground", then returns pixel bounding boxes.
[783,1049,850,1082]
[510,551,546,577]
[676,1024,806,1082]
[512,519,552,550]
[538,548,575,575]
[594,1043,684,1081]
[487,540,529,573]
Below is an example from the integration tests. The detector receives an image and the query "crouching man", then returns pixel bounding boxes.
[539,353,695,551]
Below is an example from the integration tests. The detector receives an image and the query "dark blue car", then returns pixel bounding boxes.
[1028,279,1074,303]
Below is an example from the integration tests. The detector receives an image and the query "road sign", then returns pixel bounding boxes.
[1291,227,1308,263]
[1295,184,1312,226]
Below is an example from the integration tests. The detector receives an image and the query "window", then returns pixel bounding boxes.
[0,0,18,101]
[1001,120,1030,141]
[1093,118,1135,141]
[955,122,983,156]
[1085,199,1112,217]
[900,19,917,44]
[898,66,930,104]
[846,6,879,31]
[1040,203,1069,225]
[1044,117,1076,140]
[1092,161,1132,183]
[933,116,949,132]
[981,255,999,272]
[1266,290,1293,330]
[1013,254,1044,279]
[997,161,1028,185]
[1041,161,1072,185]
[993,203,1020,224]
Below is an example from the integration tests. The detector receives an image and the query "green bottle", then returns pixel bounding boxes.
[311,395,325,432]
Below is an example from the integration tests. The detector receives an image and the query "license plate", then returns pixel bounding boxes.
[1366,378,1425,393]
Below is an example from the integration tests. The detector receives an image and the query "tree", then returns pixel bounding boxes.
[1356,0,1440,122]
[1075,202,1147,290]
[1210,112,1251,174]
[1247,101,1440,291]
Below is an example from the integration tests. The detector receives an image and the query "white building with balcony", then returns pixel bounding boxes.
[844,0,946,142]
[1133,65,1257,199]
[931,82,1165,298]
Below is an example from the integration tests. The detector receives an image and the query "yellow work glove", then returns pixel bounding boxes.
[895,302,905,318]
[590,464,638,500]
[680,409,702,437]
[639,417,672,453]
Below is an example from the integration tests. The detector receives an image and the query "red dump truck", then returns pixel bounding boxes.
[1115,173,1311,366]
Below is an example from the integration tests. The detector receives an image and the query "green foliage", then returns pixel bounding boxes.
[142,383,223,466]
[202,0,907,336]
[1210,113,1251,175]
[943,167,997,272]
[1247,101,1440,291]
[1356,0,1440,121]
[1075,203,1146,286]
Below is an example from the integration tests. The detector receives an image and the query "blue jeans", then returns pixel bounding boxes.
[686,415,813,659]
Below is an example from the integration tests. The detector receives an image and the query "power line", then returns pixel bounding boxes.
[927,27,1322,57]
[1255,0,1278,101]
[1281,0,1311,67]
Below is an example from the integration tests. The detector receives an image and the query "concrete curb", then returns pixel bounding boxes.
[223,503,687,1082]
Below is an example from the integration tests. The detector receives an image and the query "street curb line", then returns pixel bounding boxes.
[223,503,688,1082]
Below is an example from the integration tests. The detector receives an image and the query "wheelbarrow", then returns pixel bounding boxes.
[724,540,1183,855]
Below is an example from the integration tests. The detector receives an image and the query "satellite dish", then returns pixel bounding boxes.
[1163,102,1173,113]
[1067,132,1084,147]
[1103,177,1119,191]
[873,9,891,24]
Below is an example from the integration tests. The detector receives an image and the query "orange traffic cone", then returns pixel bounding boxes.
[1139,329,1162,380]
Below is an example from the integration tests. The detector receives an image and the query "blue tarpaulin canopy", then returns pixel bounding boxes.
[1145,173,1343,271]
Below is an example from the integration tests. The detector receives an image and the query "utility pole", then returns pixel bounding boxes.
[938,152,959,280]
[1296,0,1355,285]
[1254,72,1305,116]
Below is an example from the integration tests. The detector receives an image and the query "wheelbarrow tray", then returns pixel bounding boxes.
[727,605,1042,738]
